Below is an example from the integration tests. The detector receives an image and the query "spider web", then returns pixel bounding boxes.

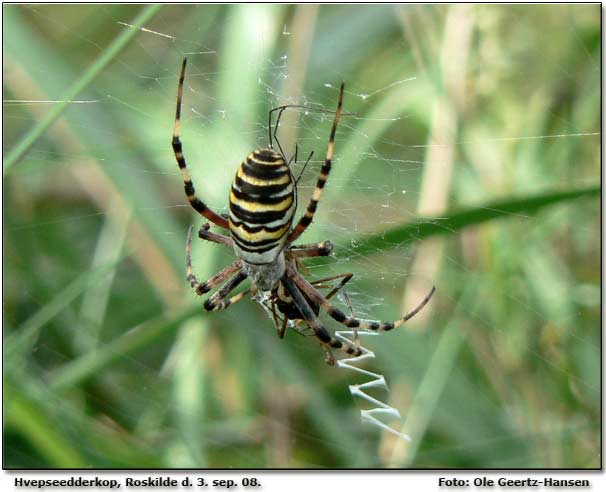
[2,4,600,470]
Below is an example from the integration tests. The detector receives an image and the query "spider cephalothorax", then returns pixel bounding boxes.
[173,58,435,365]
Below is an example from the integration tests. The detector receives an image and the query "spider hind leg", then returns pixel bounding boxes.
[281,275,362,365]
[290,267,436,333]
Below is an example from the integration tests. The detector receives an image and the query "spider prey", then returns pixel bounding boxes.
[172,58,435,365]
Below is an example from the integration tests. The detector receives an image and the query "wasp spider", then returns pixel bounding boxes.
[173,59,435,365]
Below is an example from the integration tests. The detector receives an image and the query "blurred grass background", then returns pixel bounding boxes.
[2,4,600,468]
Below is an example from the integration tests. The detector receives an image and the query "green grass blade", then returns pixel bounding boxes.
[4,260,122,366]
[3,4,162,174]
[337,185,599,258]
[4,381,88,468]
[5,373,163,467]
[49,306,200,392]
[75,210,131,353]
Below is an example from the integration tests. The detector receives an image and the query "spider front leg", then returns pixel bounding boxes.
[173,58,229,229]
[287,83,345,244]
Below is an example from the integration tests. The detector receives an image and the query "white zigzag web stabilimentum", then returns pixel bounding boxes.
[335,331,412,441]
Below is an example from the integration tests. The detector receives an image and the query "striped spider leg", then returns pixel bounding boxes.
[286,83,344,244]
[185,225,250,311]
[280,259,436,363]
[288,260,436,333]
[308,272,356,343]
[173,59,228,230]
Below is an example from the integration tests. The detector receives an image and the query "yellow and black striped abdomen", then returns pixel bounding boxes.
[229,148,295,264]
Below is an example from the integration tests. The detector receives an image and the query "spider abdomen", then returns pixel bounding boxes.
[229,148,295,265]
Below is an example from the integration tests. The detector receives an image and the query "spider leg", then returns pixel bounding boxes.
[281,274,362,365]
[294,150,314,185]
[288,240,334,258]
[310,272,353,301]
[310,272,358,347]
[287,83,344,244]
[289,143,299,166]
[210,288,249,311]
[278,311,289,339]
[341,288,359,348]
[203,271,249,311]
[321,345,336,366]
[270,106,288,158]
[173,59,229,229]
[274,283,291,338]
[310,272,359,348]
[197,222,234,247]
[186,225,241,295]
[269,298,284,338]
[289,241,334,277]
[288,262,436,332]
